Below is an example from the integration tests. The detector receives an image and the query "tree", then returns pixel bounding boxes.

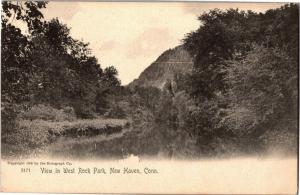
[1,1,47,103]
[1,2,122,118]
[180,3,298,154]
[102,66,121,87]
[222,45,298,137]
[2,1,47,32]
[28,19,118,117]
[183,4,298,100]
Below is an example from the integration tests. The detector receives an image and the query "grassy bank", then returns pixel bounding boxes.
[1,118,129,158]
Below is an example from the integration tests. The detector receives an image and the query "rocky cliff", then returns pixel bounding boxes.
[128,45,193,89]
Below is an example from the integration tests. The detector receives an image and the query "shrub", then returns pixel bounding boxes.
[1,102,19,134]
[72,101,97,119]
[2,119,50,157]
[20,104,76,121]
[105,105,127,119]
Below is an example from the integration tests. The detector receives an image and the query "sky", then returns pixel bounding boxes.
[41,2,284,85]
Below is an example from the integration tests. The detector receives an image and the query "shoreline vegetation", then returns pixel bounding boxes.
[1,2,298,159]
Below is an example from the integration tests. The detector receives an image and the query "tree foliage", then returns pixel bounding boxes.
[181,3,298,154]
[1,1,121,119]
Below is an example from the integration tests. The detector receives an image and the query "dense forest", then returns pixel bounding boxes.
[1,2,298,159]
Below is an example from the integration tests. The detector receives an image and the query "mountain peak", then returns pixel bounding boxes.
[129,45,193,89]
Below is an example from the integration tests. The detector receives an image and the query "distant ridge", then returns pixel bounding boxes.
[128,45,193,89]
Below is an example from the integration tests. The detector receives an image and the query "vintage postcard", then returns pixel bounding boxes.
[0,1,298,194]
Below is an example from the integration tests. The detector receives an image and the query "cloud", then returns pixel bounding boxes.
[99,40,118,52]
[126,27,173,59]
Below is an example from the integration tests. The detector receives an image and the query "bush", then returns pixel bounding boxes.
[72,101,97,119]
[130,108,154,127]
[1,102,19,134]
[105,105,127,119]
[1,119,50,157]
[20,104,76,121]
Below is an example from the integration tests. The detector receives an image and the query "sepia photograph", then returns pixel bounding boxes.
[0,1,299,194]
